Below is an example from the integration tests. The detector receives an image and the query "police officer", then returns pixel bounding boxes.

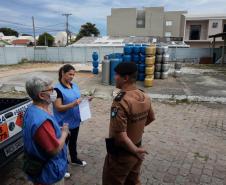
[102,62,155,185]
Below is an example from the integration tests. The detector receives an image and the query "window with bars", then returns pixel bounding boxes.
[212,22,218,28]
[166,21,173,26]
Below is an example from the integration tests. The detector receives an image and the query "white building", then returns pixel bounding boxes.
[0,33,17,43]
[18,35,34,42]
[55,31,67,46]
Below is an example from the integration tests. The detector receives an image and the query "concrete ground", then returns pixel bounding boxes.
[0,63,226,101]
[1,99,226,185]
[0,63,226,185]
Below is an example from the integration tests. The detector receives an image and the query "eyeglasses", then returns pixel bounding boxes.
[41,88,54,93]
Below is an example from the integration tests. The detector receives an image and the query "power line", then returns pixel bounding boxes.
[0,26,64,35]
[68,24,77,32]
[35,29,63,34]
[0,19,31,28]
[0,18,64,31]
[0,25,34,31]
[38,29,65,33]
[0,25,64,35]
[0,18,65,38]
[36,23,65,29]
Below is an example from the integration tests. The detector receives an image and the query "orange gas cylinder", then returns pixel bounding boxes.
[145,45,156,56]
[145,66,155,75]
[144,76,154,87]
[145,56,155,66]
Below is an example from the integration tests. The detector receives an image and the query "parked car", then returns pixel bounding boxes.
[0,98,31,168]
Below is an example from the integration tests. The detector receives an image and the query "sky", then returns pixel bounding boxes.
[0,0,226,36]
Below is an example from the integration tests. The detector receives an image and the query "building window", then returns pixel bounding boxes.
[212,22,218,28]
[136,10,145,28]
[166,21,173,26]
[165,32,172,37]
[137,20,145,28]
[189,25,201,40]
[224,24,226,32]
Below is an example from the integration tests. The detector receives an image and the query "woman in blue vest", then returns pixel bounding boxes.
[53,64,87,167]
[23,77,69,185]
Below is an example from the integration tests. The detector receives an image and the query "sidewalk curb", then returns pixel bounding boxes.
[149,93,226,104]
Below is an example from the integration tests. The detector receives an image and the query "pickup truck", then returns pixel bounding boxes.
[0,98,31,168]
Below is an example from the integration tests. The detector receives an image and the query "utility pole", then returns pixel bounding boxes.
[62,13,72,46]
[45,34,47,46]
[32,16,36,47]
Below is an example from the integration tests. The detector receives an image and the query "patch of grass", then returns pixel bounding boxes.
[169,94,175,101]
[0,62,30,69]
[18,58,29,64]
[0,91,27,98]
[175,98,191,104]
[194,152,209,162]
[186,63,226,70]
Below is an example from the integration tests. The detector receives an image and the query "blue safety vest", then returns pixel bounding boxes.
[53,82,81,129]
[23,104,68,184]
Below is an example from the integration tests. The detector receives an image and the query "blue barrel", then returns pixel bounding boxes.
[124,46,133,55]
[92,61,99,68]
[110,58,122,85]
[140,45,147,55]
[126,44,134,47]
[138,73,145,81]
[133,45,140,54]
[92,52,98,61]
[108,53,114,59]
[140,55,145,63]
[116,53,123,59]
[132,54,140,63]
[111,53,123,59]
[108,54,112,59]
[93,67,99,74]
[139,64,145,73]
[108,53,123,60]
[123,55,132,62]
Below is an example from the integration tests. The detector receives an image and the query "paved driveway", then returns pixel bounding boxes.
[1,99,226,185]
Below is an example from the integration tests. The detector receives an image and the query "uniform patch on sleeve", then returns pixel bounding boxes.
[114,92,126,102]
[111,107,118,118]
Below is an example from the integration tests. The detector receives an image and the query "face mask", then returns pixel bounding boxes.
[50,90,57,102]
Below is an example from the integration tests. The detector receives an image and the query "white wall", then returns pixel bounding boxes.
[0,46,219,65]
[0,46,124,65]
[208,19,223,41]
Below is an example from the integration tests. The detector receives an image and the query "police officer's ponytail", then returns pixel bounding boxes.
[58,64,75,82]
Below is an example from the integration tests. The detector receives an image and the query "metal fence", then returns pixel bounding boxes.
[0,47,33,65]
[0,46,220,65]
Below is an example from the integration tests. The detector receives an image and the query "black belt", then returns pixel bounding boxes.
[105,138,142,156]
[136,141,142,147]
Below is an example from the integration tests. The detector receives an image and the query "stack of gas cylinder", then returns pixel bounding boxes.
[155,46,170,79]
[92,52,99,74]
[123,44,147,82]
[101,53,123,85]
[144,45,156,87]
[101,44,165,87]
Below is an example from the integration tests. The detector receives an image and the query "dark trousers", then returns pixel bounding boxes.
[68,127,80,162]
[102,154,142,185]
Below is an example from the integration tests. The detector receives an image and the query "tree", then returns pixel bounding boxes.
[38,32,54,46]
[75,22,100,42]
[0,27,18,37]
[22,33,32,36]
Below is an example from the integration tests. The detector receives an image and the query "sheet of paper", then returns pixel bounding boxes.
[79,99,91,122]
